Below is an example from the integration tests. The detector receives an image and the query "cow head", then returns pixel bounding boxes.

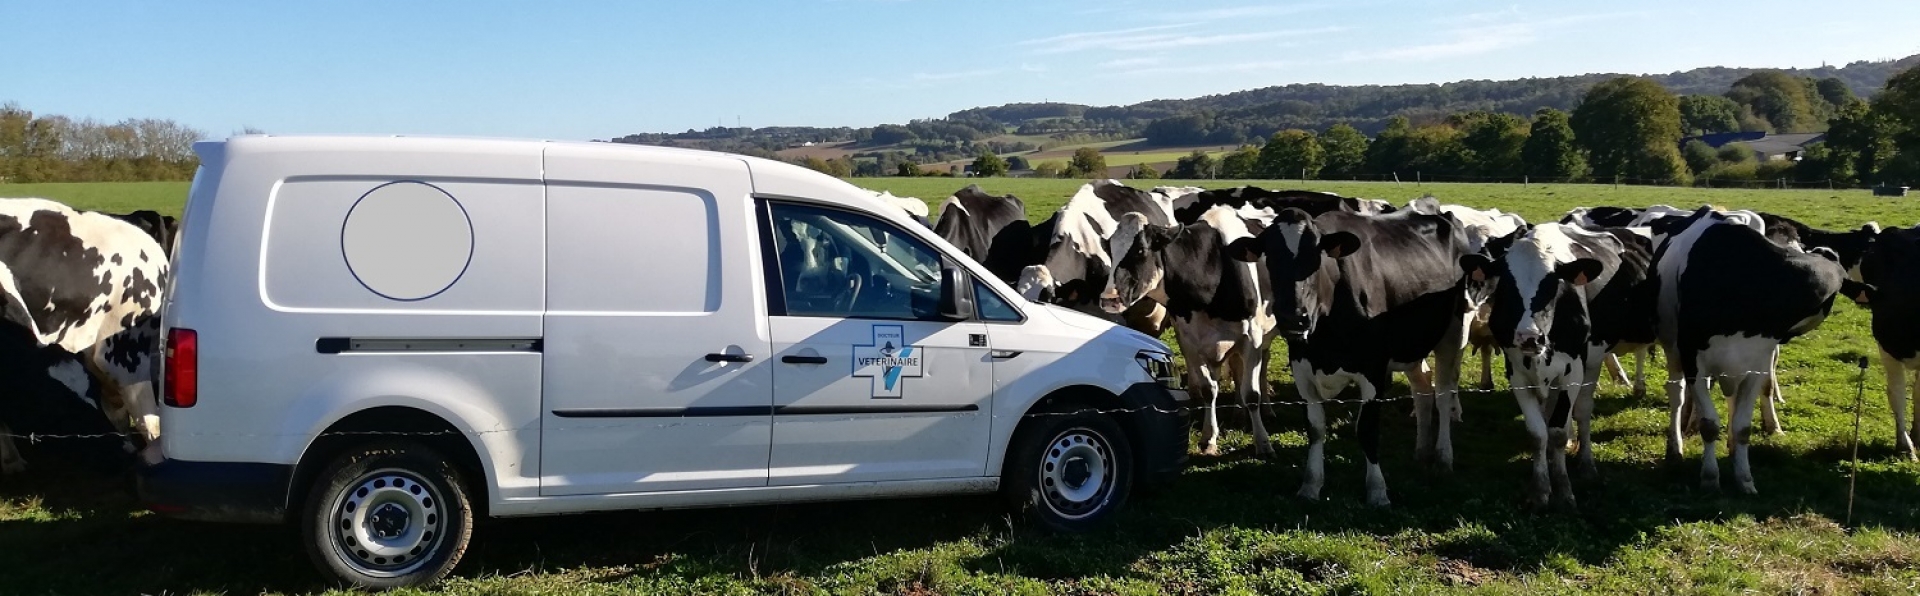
[1099,213,1176,314]
[1462,224,1604,358]
[1846,224,1916,307]
[1227,207,1357,341]
[1033,211,1111,306]
[1461,224,1526,313]
[1015,265,1056,303]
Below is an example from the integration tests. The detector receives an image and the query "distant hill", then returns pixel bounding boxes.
[605,54,1920,164]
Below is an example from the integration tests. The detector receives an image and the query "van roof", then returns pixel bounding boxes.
[194,133,906,226]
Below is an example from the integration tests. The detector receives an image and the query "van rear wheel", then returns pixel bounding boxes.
[301,440,472,590]
[1003,406,1133,533]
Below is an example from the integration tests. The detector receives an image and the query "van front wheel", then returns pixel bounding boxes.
[301,441,473,590]
[1003,407,1133,532]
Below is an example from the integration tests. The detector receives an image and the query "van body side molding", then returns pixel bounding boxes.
[549,404,981,419]
[316,337,543,354]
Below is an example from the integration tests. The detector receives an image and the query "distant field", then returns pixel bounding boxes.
[0,181,191,215]
[5,179,1920,594]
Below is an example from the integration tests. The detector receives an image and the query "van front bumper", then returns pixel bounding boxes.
[135,441,291,524]
[1119,382,1189,487]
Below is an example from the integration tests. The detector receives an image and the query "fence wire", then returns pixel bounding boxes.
[0,370,1796,444]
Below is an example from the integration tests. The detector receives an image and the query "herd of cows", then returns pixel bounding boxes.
[899,179,1914,508]
[0,182,1915,512]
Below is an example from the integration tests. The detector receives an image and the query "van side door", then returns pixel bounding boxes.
[538,147,773,496]
[758,199,996,485]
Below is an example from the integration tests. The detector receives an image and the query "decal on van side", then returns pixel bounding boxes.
[853,325,923,398]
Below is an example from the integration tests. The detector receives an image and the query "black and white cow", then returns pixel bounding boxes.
[1460,222,1657,507]
[106,209,180,255]
[1655,206,1857,493]
[1170,186,1378,225]
[0,198,168,475]
[870,190,931,228]
[1016,180,1173,336]
[1755,212,1881,278]
[1101,206,1278,456]
[0,260,129,474]
[1843,223,1920,457]
[931,185,1035,284]
[1228,207,1474,506]
[1409,198,1527,394]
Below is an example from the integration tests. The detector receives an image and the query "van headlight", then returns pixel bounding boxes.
[1136,350,1182,389]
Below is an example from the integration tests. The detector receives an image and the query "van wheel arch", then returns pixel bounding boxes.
[289,406,489,521]
[1012,386,1146,477]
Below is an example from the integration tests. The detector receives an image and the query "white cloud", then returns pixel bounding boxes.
[1341,11,1640,63]
[1021,24,1342,55]
[1112,59,1297,77]
[1171,3,1329,21]
[1020,63,1048,73]
[909,69,999,82]
[1016,23,1198,54]
[1099,56,1167,68]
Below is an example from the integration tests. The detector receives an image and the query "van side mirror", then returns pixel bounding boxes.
[939,262,975,321]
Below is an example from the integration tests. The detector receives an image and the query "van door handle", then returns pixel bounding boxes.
[782,355,829,365]
[705,353,754,363]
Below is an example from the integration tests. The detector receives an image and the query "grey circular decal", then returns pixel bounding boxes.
[341,181,475,301]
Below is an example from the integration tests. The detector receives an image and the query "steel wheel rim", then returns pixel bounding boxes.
[329,468,445,577]
[1039,428,1113,519]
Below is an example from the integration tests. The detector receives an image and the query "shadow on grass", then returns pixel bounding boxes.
[4,387,1918,595]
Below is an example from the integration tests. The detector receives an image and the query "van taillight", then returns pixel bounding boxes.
[164,328,197,408]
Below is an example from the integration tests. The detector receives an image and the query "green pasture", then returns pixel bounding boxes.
[3,179,1918,595]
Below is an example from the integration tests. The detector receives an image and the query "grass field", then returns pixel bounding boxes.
[4,180,1920,595]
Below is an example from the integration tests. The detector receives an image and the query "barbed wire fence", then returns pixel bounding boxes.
[0,369,1858,444]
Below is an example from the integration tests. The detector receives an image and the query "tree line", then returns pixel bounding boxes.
[1103,66,1918,188]
[0,103,208,183]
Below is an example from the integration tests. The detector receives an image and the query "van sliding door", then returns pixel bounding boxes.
[537,147,773,496]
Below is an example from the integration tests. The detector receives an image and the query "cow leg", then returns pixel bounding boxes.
[1759,367,1784,435]
[1513,380,1553,508]
[1359,373,1388,507]
[1728,370,1764,494]
[1603,353,1631,386]
[0,430,24,475]
[1547,382,1578,508]
[1432,325,1467,472]
[1575,349,1605,479]
[1294,370,1328,501]
[1769,345,1785,405]
[1693,372,1723,490]
[1478,344,1495,390]
[1407,361,1436,467]
[1663,351,1689,465]
[1633,348,1648,399]
[1235,343,1273,456]
[1192,362,1223,456]
[1886,353,1917,458]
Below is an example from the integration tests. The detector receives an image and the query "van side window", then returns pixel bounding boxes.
[765,202,948,321]
[975,280,1022,322]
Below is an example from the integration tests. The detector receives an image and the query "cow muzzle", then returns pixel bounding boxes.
[1098,289,1128,314]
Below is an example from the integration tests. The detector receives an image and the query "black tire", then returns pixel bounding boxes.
[1002,405,1134,533]
[300,440,473,590]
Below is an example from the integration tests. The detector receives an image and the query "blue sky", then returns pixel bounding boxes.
[4,0,1916,141]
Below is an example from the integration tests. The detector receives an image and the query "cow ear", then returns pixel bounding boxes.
[1459,254,1493,282]
[1557,258,1604,286]
[1147,225,1180,249]
[1226,237,1263,263]
[1319,232,1360,259]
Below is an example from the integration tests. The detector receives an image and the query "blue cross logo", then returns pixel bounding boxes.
[852,325,924,398]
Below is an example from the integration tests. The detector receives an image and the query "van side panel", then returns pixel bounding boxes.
[536,144,775,496]
[157,137,548,505]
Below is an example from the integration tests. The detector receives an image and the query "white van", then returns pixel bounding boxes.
[136,134,1188,589]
